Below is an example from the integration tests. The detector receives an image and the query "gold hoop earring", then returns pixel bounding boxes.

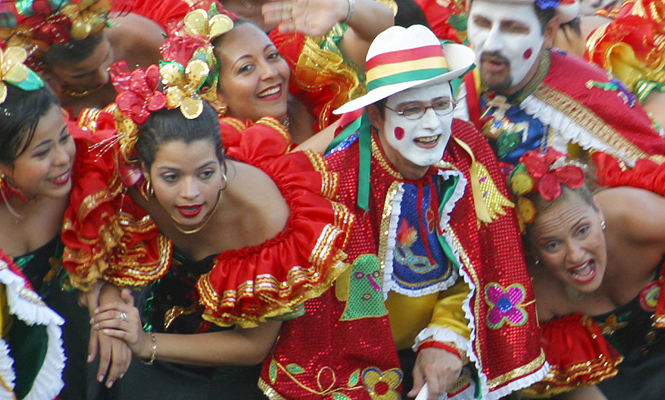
[216,103,228,116]
[140,179,154,201]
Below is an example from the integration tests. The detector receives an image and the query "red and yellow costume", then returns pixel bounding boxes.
[259,117,547,399]
[586,0,665,104]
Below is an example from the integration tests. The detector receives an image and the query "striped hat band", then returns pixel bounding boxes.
[365,45,450,92]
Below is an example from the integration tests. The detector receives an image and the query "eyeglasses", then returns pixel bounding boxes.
[384,98,456,120]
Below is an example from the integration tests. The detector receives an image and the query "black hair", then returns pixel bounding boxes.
[534,3,557,33]
[393,0,429,28]
[0,85,59,164]
[42,33,104,65]
[136,102,224,170]
[211,18,258,67]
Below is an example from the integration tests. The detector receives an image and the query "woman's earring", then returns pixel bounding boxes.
[534,258,540,265]
[140,179,154,201]
[215,103,227,116]
[600,220,606,230]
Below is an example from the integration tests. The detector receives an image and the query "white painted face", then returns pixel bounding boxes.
[468,1,544,91]
[382,82,453,171]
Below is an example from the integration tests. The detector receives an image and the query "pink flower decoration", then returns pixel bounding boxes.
[485,283,527,329]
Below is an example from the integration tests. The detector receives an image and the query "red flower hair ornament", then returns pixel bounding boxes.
[112,61,166,125]
[508,149,586,230]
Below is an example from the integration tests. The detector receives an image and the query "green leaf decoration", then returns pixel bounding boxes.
[286,364,306,374]
[347,369,360,387]
[269,360,278,384]
[332,393,352,400]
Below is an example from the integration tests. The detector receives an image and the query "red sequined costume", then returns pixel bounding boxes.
[259,117,547,399]
[586,0,665,104]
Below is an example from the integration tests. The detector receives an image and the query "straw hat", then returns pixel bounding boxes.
[333,24,475,115]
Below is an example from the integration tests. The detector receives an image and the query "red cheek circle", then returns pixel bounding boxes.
[394,126,405,140]
[523,48,533,59]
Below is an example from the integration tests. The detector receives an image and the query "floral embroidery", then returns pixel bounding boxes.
[362,367,402,400]
[485,283,528,329]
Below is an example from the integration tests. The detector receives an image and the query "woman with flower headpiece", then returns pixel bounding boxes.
[0,44,141,399]
[167,0,393,146]
[61,43,353,396]
[0,0,194,118]
[508,148,665,399]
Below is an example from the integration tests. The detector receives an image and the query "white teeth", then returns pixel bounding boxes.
[259,86,280,97]
[415,135,439,144]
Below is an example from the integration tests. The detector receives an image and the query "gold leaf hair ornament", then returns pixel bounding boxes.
[0,45,44,104]
[60,0,111,40]
[182,4,234,41]
[160,3,235,105]
[508,149,586,232]
[159,57,210,119]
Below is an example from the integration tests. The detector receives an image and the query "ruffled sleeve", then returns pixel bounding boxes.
[269,30,364,132]
[198,117,353,328]
[521,313,623,398]
[61,120,171,290]
[585,0,665,103]
[593,151,665,196]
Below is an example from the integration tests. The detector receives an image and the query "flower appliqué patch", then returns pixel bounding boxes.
[485,283,528,329]
[362,367,402,400]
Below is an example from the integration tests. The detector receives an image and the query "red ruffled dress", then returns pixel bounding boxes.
[523,151,665,398]
[64,115,352,328]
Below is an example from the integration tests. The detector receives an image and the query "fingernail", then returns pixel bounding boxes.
[94,308,99,314]
[89,317,94,325]
[87,354,93,363]
[106,380,114,388]
[119,374,124,379]
[98,374,104,383]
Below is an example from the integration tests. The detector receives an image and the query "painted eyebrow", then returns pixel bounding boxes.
[157,161,217,172]
[232,44,277,69]
[32,125,67,151]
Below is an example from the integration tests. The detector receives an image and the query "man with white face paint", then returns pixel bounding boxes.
[460,0,665,166]
[262,25,548,400]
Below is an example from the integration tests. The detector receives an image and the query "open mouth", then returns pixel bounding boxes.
[414,134,441,148]
[177,204,203,218]
[258,84,282,100]
[49,170,71,185]
[567,259,597,284]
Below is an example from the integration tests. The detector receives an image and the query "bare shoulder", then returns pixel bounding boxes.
[225,161,290,242]
[107,14,164,55]
[596,187,665,242]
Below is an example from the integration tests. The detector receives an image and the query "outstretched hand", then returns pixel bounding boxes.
[262,0,348,36]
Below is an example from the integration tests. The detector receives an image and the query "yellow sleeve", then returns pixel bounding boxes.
[428,279,471,339]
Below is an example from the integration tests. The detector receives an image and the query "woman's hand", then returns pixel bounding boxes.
[87,283,134,387]
[93,288,153,360]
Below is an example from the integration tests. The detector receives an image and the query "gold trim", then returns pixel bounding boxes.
[532,82,665,164]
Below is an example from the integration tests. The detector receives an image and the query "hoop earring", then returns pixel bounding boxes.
[140,179,154,201]
[0,173,28,203]
[220,172,228,190]
[600,220,606,230]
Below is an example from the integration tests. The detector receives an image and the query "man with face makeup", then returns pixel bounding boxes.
[260,25,547,400]
[460,0,665,167]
